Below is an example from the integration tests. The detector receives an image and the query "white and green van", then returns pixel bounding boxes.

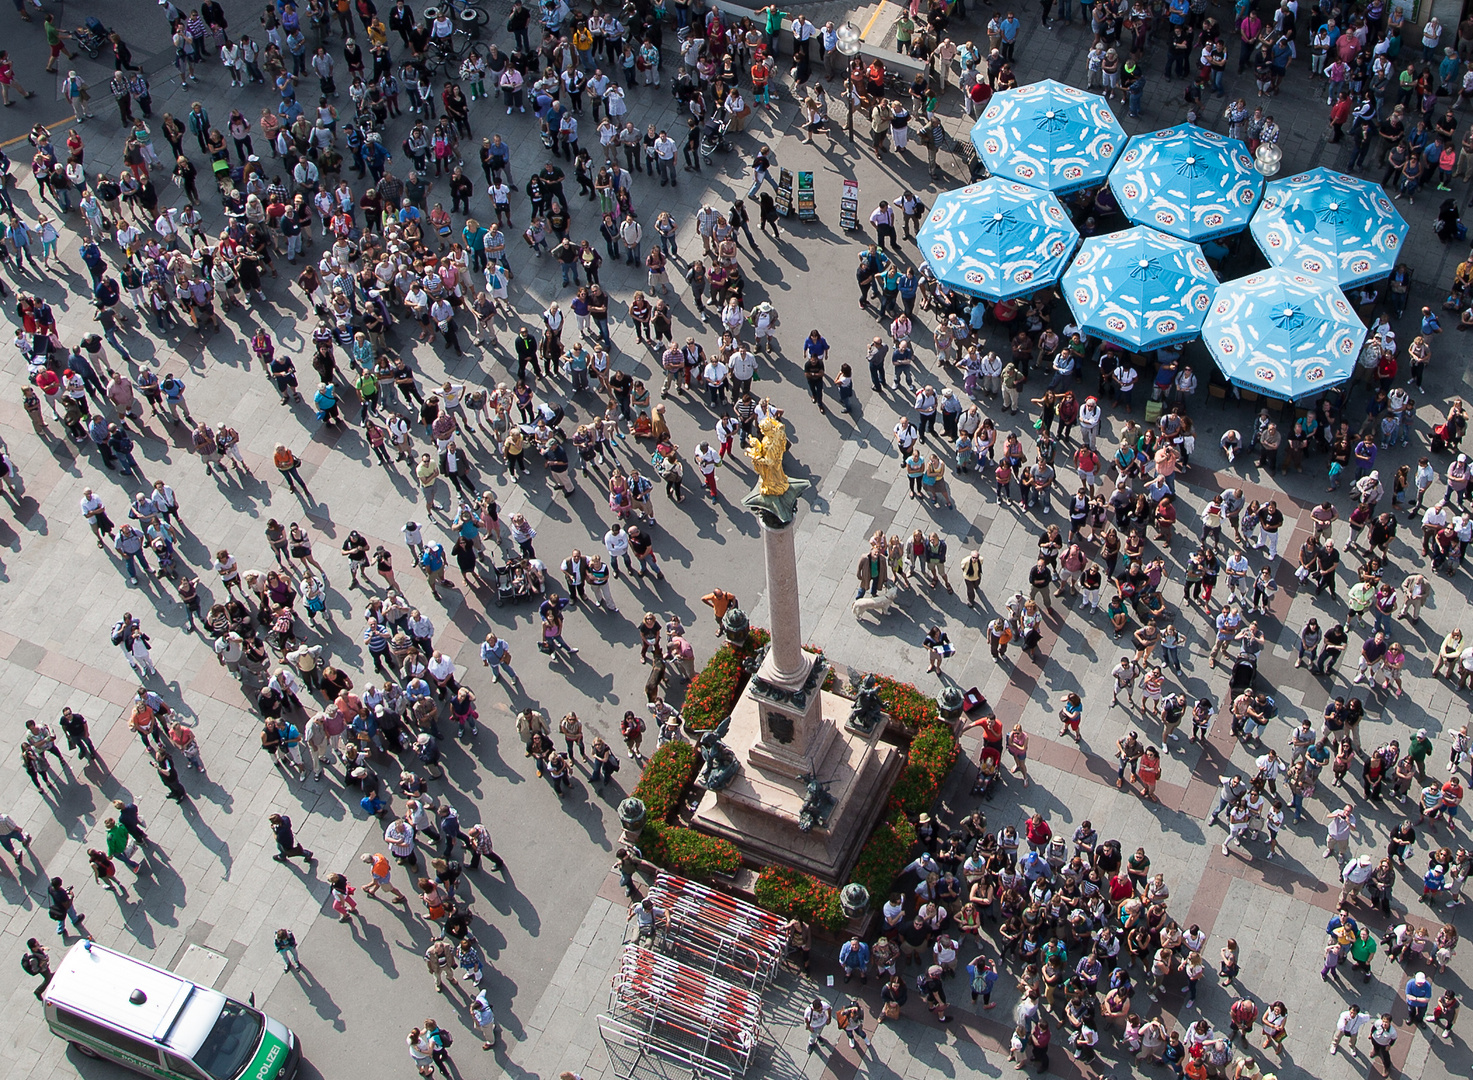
[43,942,301,1080]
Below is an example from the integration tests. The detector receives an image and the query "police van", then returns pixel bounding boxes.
[42,942,301,1080]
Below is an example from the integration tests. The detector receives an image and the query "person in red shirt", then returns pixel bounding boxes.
[1025,812,1052,853]
[34,368,61,416]
[1329,91,1353,142]
[1228,998,1259,1042]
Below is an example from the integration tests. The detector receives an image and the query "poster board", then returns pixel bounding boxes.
[795,171,816,221]
[839,178,859,230]
[775,168,794,217]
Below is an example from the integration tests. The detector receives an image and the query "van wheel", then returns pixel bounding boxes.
[71,1042,101,1059]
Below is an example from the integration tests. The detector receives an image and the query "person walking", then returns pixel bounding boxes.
[269,813,315,863]
[47,877,86,937]
[22,939,53,998]
[361,852,409,903]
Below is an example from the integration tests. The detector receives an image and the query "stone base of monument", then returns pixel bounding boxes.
[690,655,901,886]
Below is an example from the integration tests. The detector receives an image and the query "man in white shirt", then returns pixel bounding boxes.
[619,215,642,264]
[1332,1004,1370,1054]
[652,130,677,185]
[702,357,730,406]
[80,488,111,546]
[792,15,816,58]
[729,346,757,395]
[1339,853,1375,903]
[427,650,460,704]
[802,998,832,1052]
[894,419,918,455]
[604,522,635,577]
[694,442,720,498]
[869,200,898,251]
[1225,550,1251,604]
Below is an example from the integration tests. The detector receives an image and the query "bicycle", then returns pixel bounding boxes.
[427,30,480,72]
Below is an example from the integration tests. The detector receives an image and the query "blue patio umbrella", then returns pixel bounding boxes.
[1062,227,1218,352]
[1201,268,1368,401]
[1107,125,1263,242]
[969,79,1126,195]
[1249,167,1409,289]
[917,178,1080,303]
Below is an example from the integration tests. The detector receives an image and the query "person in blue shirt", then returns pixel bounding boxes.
[420,541,449,598]
[998,13,1020,61]
[838,935,871,984]
[897,268,919,316]
[1406,972,1434,1023]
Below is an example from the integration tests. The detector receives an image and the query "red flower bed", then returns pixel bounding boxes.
[890,722,961,816]
[631,741,742,879]
[682,628,771,731]
[754,866,845,930]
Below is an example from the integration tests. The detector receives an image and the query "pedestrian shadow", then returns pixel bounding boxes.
[178,799,233,875]
[558,778,613,851]
[289,962,346,1031]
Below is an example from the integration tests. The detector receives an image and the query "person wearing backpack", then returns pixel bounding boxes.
[21,938,51,999]
[273,928,301,971]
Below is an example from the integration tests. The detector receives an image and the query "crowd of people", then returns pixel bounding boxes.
[2,0,1472,1072]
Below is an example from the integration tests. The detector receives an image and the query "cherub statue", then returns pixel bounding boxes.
[698,716,740,792]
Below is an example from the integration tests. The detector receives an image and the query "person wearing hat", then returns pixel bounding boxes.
[1408,728,1434,781]
[1446,453,1471,507]
[1407,972,1434,1024]
[1123,59,1145,118]
[917,964,951,1022]
[1340,854,1375,904]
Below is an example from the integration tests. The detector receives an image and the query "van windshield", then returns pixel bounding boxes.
[191,1002,263,1080]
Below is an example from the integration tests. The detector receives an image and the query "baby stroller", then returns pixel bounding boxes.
[493,556,542,607]
[699,115,734,165]
[972,751,1001,800]
[517,400,566,440]
[1228,652,1258,693]
[73,18,109,60]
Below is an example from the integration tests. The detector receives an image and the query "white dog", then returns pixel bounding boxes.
[852,585,898,620]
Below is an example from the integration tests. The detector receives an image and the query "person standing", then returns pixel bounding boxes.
[802,998,833,1052]
[1407,972,1434,1024]
[1332,1003,1370,1054]
[1367,1013,1397,1075]
[836,1001,874,1052]
[155,750,187,802]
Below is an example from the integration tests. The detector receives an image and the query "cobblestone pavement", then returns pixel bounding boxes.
[0,1,1469,1080]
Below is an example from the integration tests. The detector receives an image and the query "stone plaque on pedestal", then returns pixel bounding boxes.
[746,650,838,780]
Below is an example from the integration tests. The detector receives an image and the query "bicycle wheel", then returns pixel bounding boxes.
[432,40,459,72]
